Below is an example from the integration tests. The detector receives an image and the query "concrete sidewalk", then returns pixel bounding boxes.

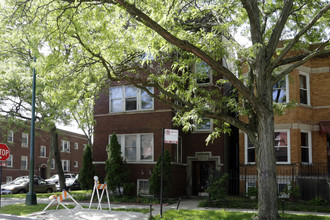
[1,197,330,219]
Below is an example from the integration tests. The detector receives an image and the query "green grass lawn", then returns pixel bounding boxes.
[152,209,330,220]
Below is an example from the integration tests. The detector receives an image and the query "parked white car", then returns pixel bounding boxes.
[45,173,76,184]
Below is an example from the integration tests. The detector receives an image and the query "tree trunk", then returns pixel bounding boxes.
[46,153,52,179]
[255,112,279,220]
[50,125,66,190]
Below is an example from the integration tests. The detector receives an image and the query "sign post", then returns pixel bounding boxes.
[0,143,10,208]
[160,129,178,218]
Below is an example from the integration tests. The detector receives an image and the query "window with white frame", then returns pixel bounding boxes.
[83,144,87,151]
[246,181,256,195]
[109,133,153,162]
[137,179,150,196]
[245,130,290,164]
[299,72,310,105]
[40,146,46,157]
[173,137,182,163]
[273,77,288,103]
[7,155,13,167]
[21,156,28,170]
[74,161,78,168]
[196,117,212,132]
[6,176,12,183]
[61,140,70,152]
[74,143,79,150]
[193,61,212,85]
[274,130,290,164]
[244,134,255,164]
[278,181,290,198]
[301,131,312,164]
[109,86,154,113]
[21,133,28,147]
[51,159,55,170]
[61,160,70,172]
[7,130,13,143]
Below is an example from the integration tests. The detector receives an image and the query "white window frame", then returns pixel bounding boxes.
[51,159,55,170]
[137,179,150,196]
[277,180,290,199]
[61,160,70,172]
[83,144,87,151]
[244,134,256,164]
[273,76,289,103]
[40,146,46,157]
[299,72,310,106]
[195,117,213,132]
[74,143,79,150]
[193,61,213,85]
[7,130,14,143]
[21,156,28,170]
[173,137,182,163]
[109,86,154,113]
[109,133,154,163]
[6,155,13,168]
[74,161,78,168]
[21,133,28,147]
[245,181,257,196]
[61,140,70,152]
[274,129,291,164]
[301,130,312,164]
[6,176,12,183]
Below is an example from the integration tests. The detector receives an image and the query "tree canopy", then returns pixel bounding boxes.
[1,0,329,219]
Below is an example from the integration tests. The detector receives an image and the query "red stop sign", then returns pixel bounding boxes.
[0,143,10,161]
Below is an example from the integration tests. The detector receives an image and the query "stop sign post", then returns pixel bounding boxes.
[0,143,10,161]
[0,143,10,208]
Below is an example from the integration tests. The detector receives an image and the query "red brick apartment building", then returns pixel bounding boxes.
[93,62,237,197]
[239,50,330,199]
[0,124,87,183]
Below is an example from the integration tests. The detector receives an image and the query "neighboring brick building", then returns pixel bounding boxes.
[0,123,87,183]
[239,51,330,198]
[93,62,233,197]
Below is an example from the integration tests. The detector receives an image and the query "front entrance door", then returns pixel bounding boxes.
[192,161,215,196]
[40,167,46,179]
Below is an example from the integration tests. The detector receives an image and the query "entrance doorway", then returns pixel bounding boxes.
[192,161,215,196]
[40,167,46,179]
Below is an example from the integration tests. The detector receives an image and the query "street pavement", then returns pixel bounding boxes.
[0,197,330,219]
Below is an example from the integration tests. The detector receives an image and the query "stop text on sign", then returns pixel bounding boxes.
[0,143,10,161]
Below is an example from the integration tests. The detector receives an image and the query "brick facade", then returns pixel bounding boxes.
[0,124,87,183]
[239,52,330,195]
[93,83,227,197]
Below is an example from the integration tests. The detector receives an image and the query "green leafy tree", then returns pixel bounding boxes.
[1,1,330,218]
[78,145,95,190]
[105,133,130,196]
[149,150,172,197]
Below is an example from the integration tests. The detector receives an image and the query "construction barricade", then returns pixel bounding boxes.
[43,189,83,213]
[89,176,111,211]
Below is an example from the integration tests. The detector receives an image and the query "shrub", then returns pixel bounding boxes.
[206,171,228,201]
[78,145,95,190]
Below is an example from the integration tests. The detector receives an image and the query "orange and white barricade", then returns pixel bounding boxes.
[89,176,111,211]
[43,189,83,213]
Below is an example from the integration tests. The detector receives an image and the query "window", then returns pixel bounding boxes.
[246,181,256,195]
[83,144,87,151]
[137,179,150,196]
[74,143,79,150]
[21,133,28,147]
[110,133,154,162]
[51,159,55,170]
[278,182,289,198]
[274,130,290,164]
[109,86,154,113]
[61,140,70,152]
[7,130,13,143]
[74,161,78,168]
[61,160,70,172]
[301,131,312,164]
[273,77,288,103]
[245,134,255,164]
[6,176,12,183]
[245,130,290,164]
[194,61,212,85]
[7,155,13,167]
[196,118,212,132]
[21,156,28,170]
[173,137,182,163]
[299,73,310,105]
[40,146,46,157]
